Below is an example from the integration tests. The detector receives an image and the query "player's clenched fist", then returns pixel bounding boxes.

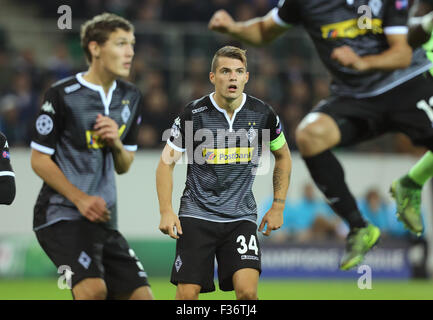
[208,9,235,34]
[76,194,111,223]
[331,46,369,72]
[159,210,183,239]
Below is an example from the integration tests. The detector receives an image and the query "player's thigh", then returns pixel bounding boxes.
[216,220,261,292]
[298,96,386,153]
[171,217,218,293]
[232,268,259,300]
[35,220,106,290]
[387,74,433,151]
[102,231,151,299]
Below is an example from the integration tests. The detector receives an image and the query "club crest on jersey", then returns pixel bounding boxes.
[247,122,257,143]
[41,101,55,114]
[2,151,9,159]
[368,0,382,16]
[171,117,181,139]
[121,105,131,123]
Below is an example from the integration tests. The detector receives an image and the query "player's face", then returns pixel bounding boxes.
[97,28,135,78]
[210,57,249,101]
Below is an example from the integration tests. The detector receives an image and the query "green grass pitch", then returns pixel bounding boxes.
[0,278,432,300]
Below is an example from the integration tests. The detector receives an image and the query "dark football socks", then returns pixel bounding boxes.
[303,150,367,230]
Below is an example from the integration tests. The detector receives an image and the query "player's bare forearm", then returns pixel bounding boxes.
[156,150,184,239]
[31,149,87,205]
[31,149,110,222]
[156,158,175,214]
[156,144,182,213]
[332,33,412,72]
[111,141,135,174]
[258,144,291,236]
[361,45,412,71]
[408,2,433,48]
[208,9,287,46]
[362,34,412,71]
[272,144,292,209]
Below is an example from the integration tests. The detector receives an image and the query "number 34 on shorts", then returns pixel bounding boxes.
[236,235,259,258]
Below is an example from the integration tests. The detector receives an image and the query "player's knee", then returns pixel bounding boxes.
[72,279,107,300]
[295,118,337,155]
[236,287,257,300]
[176,284,200,300]
[295,124,324,151]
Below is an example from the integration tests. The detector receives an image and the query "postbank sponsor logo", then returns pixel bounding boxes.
[321,18,383,39]
[202,147,254,164]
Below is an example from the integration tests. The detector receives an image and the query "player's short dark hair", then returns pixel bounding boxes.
[80,12,134,64]
[211,46,247,72]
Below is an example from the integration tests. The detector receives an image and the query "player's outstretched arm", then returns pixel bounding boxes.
[30,149,110,223]
[259,143,292,236]
[208,9,287,46]
[156,144,183,239]
[408,1,433,48]
[331,33,412,72]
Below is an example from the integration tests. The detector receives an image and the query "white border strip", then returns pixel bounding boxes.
[209,92,246,132]
[180,214,257,226]
[167,139,186,153]
[30,141,55,155]
[0,171,15,177]
[384,26,408,35]
[124,145,138,152]
[270,7,291,28]
[76,73,117,115]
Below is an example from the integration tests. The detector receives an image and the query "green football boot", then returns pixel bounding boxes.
[340,224,381,271]
[390,178,423,236]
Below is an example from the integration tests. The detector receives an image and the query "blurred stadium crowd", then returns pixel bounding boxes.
[0,0,426,155]
[260,183,415,243]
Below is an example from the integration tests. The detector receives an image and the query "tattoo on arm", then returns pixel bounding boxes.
[273,167,283,193]
[273,198,285,204]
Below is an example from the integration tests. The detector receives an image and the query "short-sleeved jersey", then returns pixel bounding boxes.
[0,132,13,178]
[168,93,286,223]
[420,0,433,6]
[272,0,432,98]
[31,73,142,231]
[0,132,15,205]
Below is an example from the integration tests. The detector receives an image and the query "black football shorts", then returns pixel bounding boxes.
[170,217,261,293]
[35,219,150,298]
[314,73,433,151]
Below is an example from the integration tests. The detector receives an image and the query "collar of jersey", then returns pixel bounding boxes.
[76,72,117,115]
[209,92,246,132]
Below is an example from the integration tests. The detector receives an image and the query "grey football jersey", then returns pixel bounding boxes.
[273,0,432,98]
[168,93,286,223]
[31,73,142,231]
